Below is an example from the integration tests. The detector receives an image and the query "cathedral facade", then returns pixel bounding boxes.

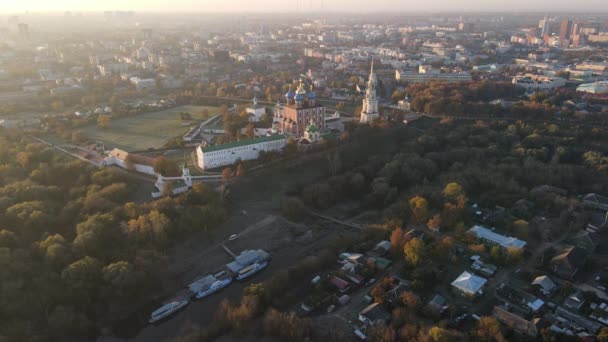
[274,80,325,138]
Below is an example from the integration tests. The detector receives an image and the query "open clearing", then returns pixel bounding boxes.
[75,105,219,151]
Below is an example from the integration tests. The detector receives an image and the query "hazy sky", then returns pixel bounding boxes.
[2,0,607,13]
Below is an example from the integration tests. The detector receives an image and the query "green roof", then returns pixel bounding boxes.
[202,134,286,153]
[305,124,318,133]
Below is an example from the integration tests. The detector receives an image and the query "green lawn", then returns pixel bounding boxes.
[75,105,219,151]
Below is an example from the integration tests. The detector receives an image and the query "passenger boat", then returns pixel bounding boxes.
[148,299,189,323]
[236,261,268,281]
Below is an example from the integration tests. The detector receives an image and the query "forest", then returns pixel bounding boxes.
[0,130,226,341]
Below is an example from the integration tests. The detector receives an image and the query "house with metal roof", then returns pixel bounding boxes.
[451,271,487,297]
[531,275,557,296]
[467,225,527,250]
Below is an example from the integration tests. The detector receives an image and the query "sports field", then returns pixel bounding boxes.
[75,105,218,151]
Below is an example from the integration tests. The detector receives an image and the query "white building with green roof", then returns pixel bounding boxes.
[196,135,287,170]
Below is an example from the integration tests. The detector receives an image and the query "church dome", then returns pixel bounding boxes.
[296,80,307,95]
[307,91,316,99]
[294,93,304,101]
[285,89,294,99]
[305,123,318,133]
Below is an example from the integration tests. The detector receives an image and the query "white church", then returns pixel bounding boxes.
[360,60,380,123]
[245,97,265,123]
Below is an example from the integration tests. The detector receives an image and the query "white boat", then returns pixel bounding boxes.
[148,299,189,323]
[195,277,233,299]
[236,261,268,281]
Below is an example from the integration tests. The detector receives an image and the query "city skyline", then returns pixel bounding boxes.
[2,0,608,14]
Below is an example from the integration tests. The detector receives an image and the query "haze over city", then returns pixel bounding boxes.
[2,3,608,342]
[2,0,608,13]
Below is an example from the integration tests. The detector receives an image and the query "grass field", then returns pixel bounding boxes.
[75,105,219,151]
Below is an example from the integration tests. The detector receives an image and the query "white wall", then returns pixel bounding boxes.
[104,157,155,175]
[197,138,286,170]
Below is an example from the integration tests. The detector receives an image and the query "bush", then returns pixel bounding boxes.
[281,197,306,221]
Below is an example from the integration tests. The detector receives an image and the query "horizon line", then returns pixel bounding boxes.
[3,10,608,15]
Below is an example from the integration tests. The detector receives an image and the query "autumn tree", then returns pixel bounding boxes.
[443,182,467,207]
[245,123,255,139]
[400,291,421,311]
[222,167,233,182]
[236,163,246,177]
[409,196,429,223]
[404,237,425,267]
[97,114,111,128]
[473,316,505,342]
[389,227,405,257]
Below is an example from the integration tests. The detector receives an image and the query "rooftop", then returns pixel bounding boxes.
[201,134,286,153]
[451,271,487,296]
[467,225,527,250]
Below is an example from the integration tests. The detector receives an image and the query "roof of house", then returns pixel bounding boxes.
[451,271,487,295]
[531,275,557,292]
[200,134,286,153]
[359,302,391,323]
[375,240,391,251]
[329,276,350,291]
[550,246,587,275]
[108,148,156,166]
[427,294,447,310]
[467,225,527,249]
[493,306,538,337]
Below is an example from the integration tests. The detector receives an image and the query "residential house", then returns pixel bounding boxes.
[451,271,488,298]
[531,275,557,296]
[550,246,587,280]
[493,306,538,337]
[329,276,351,293]
[359,302,391,325]
[564,290,585,311]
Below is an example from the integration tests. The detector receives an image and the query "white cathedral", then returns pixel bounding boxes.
[360,59,380,124]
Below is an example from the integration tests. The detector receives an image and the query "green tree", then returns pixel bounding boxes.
[102,261,139,296]
[61,256,103,303]
[73,214,124,260]
[153,156,179,176]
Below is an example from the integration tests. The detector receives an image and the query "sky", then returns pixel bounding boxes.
[1,0,607,13]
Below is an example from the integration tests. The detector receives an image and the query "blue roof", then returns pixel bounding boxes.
[285,90,294,98]
[308,92,316,99]
[295,93,303,101]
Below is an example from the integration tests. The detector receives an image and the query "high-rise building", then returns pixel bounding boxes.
[17,23,29,41]
[560,20,572,40]
[539,15,550,37]
[360,60,380,124]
